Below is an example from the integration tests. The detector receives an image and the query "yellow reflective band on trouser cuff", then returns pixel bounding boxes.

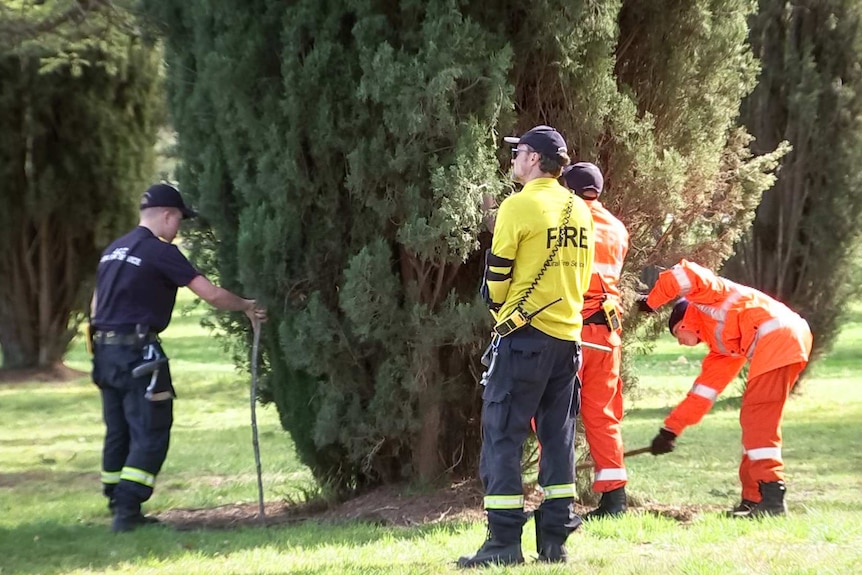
[120,467,156,488]
[101,471,121,484]
[541,484,576,499]
[484,495,525,509]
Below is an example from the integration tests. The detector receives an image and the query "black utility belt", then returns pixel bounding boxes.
[583,311,610,327]
[93,331,159,346]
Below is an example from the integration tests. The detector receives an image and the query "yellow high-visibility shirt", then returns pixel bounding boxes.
[484,177,594,341]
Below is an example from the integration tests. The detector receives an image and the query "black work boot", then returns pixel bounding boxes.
[726,499,757,518]
[456,526,524,569]
[749,481,787,517]
[583,486,627,521]
[111,506,161,533]
[537,541,568,563]
[104,485,117,514]
[534,507,577,563]
[112,512,162,533]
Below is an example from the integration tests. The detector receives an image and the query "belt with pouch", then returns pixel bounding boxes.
[93,330,159,346]
[583,311,610,327]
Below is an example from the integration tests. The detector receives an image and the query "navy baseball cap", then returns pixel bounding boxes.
[140,183,197,219]
[563,162,604,195]
[504,125,568,158]
[668,299,689,334]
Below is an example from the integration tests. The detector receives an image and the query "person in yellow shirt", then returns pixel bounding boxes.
[458,126,594,567]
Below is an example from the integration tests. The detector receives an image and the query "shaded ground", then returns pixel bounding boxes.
[157,480,718,531]
[0,363,87,384]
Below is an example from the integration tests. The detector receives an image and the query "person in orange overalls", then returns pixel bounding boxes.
[562,163,630,519]
[643,260,813,517]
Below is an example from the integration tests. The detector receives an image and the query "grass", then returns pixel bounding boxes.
[1,293,861,574]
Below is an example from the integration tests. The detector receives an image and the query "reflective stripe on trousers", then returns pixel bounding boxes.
[541,484,576,499]
[120,466,156,488]
[101,470,122,484]
[594,468,627,482]
[484,494,525,509]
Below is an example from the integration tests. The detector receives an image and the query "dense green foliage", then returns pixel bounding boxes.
[0,3,163,369]
[725,0,862,361]
[145,0,787,493]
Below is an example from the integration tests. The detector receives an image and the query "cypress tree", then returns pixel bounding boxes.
[145,0,786,493]
[725,0,862,360]
[0,4,163,370]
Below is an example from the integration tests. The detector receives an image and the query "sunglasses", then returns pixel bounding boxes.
[511,147,536,159]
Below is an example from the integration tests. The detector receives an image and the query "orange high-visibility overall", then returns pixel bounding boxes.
[646,260,813,502]
[580,200,630,492]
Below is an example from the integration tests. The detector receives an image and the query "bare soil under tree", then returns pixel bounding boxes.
[157,479,714,531]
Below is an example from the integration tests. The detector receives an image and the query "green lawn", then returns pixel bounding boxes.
[1,293,861,574]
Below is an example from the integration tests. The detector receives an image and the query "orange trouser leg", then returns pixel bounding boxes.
[579,324,626,492]
[738,362,805,502]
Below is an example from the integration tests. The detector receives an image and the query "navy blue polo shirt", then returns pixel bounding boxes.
[93,226,200,333]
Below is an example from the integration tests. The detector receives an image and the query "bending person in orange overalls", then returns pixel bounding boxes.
[643,260,813,517]
[562,163,630,519]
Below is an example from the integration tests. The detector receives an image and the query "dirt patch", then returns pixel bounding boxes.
[154,480,719,531]
[0,363,88,384]
[637,503,722,524]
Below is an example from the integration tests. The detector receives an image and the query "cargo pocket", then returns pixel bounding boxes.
[149,397,173,431]
[147,362,174,431]
[91,353,107,389]
[482,348,514,431]
[483,388,512,434]
[509,337,548,384]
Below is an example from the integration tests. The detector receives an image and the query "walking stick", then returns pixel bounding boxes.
[250,319,265,522]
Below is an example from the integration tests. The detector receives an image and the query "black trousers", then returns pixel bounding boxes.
[479,325,582,544]
[93,341,173,513]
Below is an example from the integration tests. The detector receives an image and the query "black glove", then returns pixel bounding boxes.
[650,428,677,455]
[639,264,666,291]
[635,293,654,314]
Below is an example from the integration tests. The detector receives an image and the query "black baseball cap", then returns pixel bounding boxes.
[504,125,568,158]
[563,162,604,195]
[140,183,197,219]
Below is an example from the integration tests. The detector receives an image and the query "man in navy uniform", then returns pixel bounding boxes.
[458,126,594,566]
[90,183,266,532]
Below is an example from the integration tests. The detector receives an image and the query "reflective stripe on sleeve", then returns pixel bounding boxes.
[120,466,156,488]
[101,470,121,485]
[541,484,576,499]
[690,383,718,403]
[594,468,628,482]
[671,266,692,295]
[746,447,782,461]
[484,494,524,509]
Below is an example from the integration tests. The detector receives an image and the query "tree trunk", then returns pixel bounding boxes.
[413,346,442,481]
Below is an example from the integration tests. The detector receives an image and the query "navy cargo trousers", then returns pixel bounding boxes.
[92,341,173,515]
[479,325,582,545]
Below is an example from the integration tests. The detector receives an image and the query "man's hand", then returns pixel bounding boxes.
[650,428,677,455]
[244,299,267,323]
